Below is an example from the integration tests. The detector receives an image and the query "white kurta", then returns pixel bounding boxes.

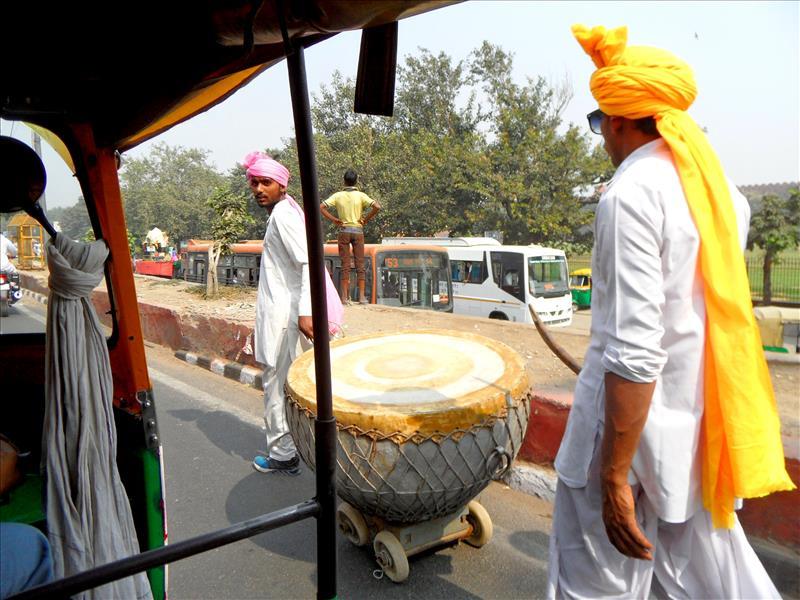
[555,138,750,522]
[254,199,312,369]
[548,139,779,598]
[254,198,312,460]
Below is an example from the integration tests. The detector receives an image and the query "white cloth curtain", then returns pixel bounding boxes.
[43,235,152,600]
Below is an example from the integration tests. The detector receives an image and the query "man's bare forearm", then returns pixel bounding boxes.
[601,372,655,484]
[600,371,656,559]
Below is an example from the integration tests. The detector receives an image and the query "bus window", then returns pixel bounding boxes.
[490,251,525,302]
[452,259,485,284]
[529,256,569,298]
[468,261,485,283]
[451,261,464,282]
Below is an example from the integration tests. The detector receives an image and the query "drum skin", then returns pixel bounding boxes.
[285,329,531,523]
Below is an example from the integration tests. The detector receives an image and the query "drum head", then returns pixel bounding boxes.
[286,329,529,437]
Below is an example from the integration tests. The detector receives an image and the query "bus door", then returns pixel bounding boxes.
[377,251,452,311]
[489,251,526,321]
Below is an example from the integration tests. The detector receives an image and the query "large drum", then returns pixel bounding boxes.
[285,329,531,524]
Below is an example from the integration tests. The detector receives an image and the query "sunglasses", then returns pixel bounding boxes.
[587,109,605,135]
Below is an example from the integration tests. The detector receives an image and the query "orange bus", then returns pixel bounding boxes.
[324,243,453,312]
[181,239,262,286]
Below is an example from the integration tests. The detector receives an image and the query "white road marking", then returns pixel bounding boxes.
[148,367,263,429]
[12,302,48,325]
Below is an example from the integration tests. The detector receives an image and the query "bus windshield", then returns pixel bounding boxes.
[528,256,569,298]
[377,251,452,311]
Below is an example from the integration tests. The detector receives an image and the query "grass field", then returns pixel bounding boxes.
[567,250,800,304]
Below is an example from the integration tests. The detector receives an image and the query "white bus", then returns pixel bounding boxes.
[382,237,572,326]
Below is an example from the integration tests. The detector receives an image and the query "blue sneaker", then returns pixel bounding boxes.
[252,454,301,476]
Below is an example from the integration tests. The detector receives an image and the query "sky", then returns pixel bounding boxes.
[1,0,798,209]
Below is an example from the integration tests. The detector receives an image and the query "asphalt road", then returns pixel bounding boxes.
[0,300,47,334]
[146,343,555,599]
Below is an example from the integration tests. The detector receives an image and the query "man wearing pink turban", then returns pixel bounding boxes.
[242,151,340,475]
[546,26,785,598]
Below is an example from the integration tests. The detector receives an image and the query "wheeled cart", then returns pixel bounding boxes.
[337,500,493,583]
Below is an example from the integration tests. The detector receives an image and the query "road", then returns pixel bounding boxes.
[147,342,554,599]
[0,300,47,334]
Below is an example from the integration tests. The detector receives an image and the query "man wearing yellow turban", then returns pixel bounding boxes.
[547,25,793,598]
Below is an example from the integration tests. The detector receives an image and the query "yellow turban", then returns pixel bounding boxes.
[573,25,795,528]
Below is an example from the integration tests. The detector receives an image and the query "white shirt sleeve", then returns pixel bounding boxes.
[597,182,669,383]
[275,204,312,317]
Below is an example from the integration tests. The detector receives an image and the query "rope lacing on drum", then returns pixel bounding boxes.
[285,391,533,523]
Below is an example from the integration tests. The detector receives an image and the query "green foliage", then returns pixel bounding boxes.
[50,199,92,240]
[747,189,800,303]
[207,186,256,255]
[120,143,224,245]
[309,43,609,245]
[748,190,800,256]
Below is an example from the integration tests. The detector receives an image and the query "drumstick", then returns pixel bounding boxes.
[528,305,582,375]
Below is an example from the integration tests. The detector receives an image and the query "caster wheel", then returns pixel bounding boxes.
[373,530,409,583]
[465,500,493,547]
[337,502,369,546]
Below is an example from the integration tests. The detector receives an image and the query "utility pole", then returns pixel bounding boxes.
[31,129,47,213]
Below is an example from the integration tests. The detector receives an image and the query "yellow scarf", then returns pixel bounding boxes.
[573,24,795,528]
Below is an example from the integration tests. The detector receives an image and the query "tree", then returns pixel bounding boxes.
[466,42,611,245]
[205,187,255,297]
[51,199,92,240]
[285,42,610,246]
[747,189,800,304]
[120,143,224,246]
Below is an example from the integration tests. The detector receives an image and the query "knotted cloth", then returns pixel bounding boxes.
[573,24,795,528]
[242,151,290,187]
[44,235,152,599]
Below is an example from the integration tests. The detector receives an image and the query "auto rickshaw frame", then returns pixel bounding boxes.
[1,2,457,598]
[569,267,592,311]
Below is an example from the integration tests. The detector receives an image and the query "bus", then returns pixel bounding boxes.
[181,239,262,286]
[324,243,453,312]
[382,237,572,326]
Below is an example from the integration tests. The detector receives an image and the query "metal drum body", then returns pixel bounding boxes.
[285,329,531,524]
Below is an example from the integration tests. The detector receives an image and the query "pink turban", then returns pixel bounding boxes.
[242,151,290,187]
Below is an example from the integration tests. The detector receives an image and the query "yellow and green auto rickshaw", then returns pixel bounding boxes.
[569,268,592,311]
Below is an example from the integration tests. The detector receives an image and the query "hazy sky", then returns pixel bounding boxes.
[2,0,798,209]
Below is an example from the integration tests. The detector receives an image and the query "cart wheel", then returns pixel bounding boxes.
[465,501,493,547]
[373,530,409,583]
[572,302,579,312]
[337,502,369,547]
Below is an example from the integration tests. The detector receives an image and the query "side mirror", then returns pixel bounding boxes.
[0,135,57,237]
[354,21,398,117]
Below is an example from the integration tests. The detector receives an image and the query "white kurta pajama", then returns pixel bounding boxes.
[255,198,312,461]
[547,140,779,599]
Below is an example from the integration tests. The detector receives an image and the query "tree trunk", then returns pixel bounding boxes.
[763,250,773,305]
[206,243,221,298]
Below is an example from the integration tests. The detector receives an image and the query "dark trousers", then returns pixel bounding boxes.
[337,231,365,283]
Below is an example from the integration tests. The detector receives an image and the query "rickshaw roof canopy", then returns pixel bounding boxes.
[2,1,455,157]
[570,268,592,277]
